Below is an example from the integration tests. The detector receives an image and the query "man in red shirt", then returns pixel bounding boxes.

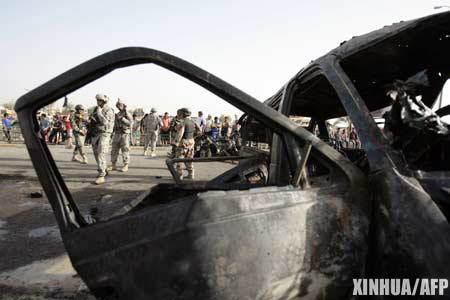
[64,112,74,149]
[162,112,170,132]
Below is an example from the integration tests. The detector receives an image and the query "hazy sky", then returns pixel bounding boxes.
[1,0,449,116]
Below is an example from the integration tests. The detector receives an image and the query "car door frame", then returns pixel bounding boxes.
[15,47,363,235]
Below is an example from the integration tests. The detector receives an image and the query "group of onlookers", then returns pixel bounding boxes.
[329,127,361,149]
[194,111,236,140]
[38,113,74,148]
[131,110,238,148]
[34,107,239,148]
[4,109,238,147]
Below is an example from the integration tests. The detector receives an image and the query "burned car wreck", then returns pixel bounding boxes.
[15,11,450,299]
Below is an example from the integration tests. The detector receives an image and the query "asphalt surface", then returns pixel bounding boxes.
[0,142,233,299]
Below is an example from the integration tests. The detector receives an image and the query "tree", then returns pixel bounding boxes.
[1,101,15,110]
[40,102,58,115]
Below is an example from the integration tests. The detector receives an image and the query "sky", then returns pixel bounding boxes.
[1,0,449,117]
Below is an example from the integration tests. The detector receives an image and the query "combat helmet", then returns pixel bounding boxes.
[95,94,109,103]
[116,98,126,109]
[179,107,191,117]
[74,104,85,111]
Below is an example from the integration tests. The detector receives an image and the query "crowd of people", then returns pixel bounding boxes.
[33,94,239,185]
[131,110,238,149]
[328,127,361,149]
[4,95,363,185]
[192,111,236,140]
[37,113,75,148]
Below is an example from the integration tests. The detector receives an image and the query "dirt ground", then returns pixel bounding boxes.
[0,143,232,299]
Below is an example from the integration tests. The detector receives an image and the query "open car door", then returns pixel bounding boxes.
[15,47,370,299]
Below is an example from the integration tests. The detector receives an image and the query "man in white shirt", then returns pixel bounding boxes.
[196,111,205,133]
[204,114,213,136]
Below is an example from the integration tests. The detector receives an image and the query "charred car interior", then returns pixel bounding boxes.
[15,11,450,300]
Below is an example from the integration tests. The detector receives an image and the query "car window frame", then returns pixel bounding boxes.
[15,47,357,233]
[320,56,403,172]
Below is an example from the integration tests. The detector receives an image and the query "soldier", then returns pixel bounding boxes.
[139,113,148,147]
[110,99,132,172]
[173,108,200,180]
[130,114,140,146]
[143,108,162,157]
[70,104,88,164]
[90,94,115,185]
[168,109,182,158]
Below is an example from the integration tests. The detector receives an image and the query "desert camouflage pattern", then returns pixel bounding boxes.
[111,110,132,164]
[144,113,162,152]
[71,112,87,157]
[91,105,114,176]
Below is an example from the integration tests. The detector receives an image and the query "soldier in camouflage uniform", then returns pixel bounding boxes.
[110,99,132,172]
[168,109,182,158]
[173,108,200,180]
[143,108,163,157]
[90,94,115,185]
[130,114,140,146]
[70,104,88,164]
[139,114,148,146]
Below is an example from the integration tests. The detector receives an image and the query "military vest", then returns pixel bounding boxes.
[182,118,195,139]
[71,113,86,135]
[145,113,161,131]
[114,110,132,134]
[170,117,181,134]
[92,105,115,134]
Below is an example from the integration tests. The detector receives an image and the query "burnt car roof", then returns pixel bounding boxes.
[266,12,450,118]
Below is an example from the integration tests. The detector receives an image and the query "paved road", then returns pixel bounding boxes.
[0,142,232,299]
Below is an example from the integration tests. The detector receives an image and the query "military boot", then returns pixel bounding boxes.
[107,163,117,171]
[186,170,195,180]
[121,164,129,172]
[177,169,184,180]
[81,155,88,164]
[94,176,105,185]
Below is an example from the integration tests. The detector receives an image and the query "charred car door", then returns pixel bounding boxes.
[15,47,370,299]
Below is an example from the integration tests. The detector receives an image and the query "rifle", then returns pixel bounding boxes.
[85,118,97,144]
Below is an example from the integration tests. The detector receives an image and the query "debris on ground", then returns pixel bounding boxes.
[30,192,43,198]
[100,194,113,203]
[28,226,61,241]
